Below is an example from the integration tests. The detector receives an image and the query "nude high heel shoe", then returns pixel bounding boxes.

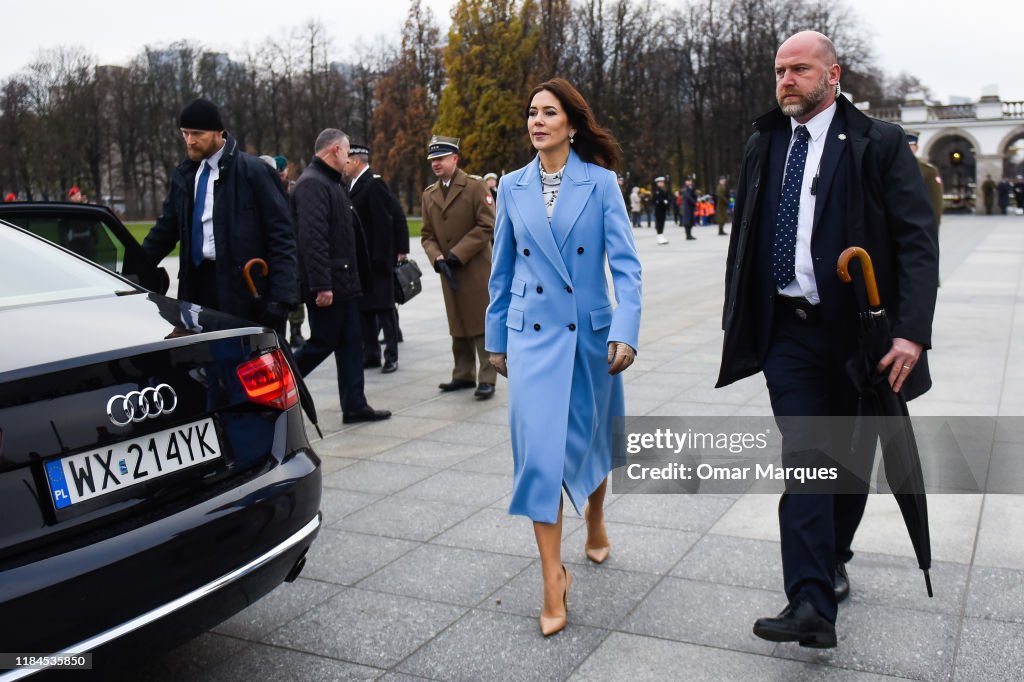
[584,504,611,564]
[539,565,571,636]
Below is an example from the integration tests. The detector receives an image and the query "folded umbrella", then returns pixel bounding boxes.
[837,246,933,597]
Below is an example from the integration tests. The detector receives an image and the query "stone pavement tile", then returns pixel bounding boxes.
[323,460,438,495]
[266,587,466,669]
[964,565,1024,622]
[315,433,409,459]
[605,494,737,533]
[213,577,344,640]
[646,401,740,417]
[563,522,700,575]
[671,534,783,591]
[396,609,607,682]
[624,383,688,402]
[338,496,478,542]
[378,674,437,682]
[709,493,781,541]
[108,632,250,682]
[954,617,1024,681]
[322,488,383,529]
[621,577,780,655]
[345,415,453,440]
[398,397,495,421]
[418,421,510,448]
[396,469,510,507]
[201,643,383,681]
[841,553,966,616]
[432,507,582,558]
[677,382,766,406]
[569,632,898,682]
[775,601,958,680]
[851,494,982,565]
[463,403,510,426]
[302,529,418,585]
[373,439,486,468]
[318,454,361,476]
[483,561,659,630]
[974,494,1024,569]
[358,544,532,607]
[451,443,512,474]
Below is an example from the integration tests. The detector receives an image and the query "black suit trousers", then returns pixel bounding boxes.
[762,308,870,624]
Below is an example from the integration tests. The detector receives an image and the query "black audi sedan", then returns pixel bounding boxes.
[0,222,322,679]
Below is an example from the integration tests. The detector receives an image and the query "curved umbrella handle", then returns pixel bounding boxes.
[837,247,881,308]
[243,258,269,299]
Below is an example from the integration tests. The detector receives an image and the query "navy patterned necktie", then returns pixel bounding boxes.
[772,125,809,289]
[191,162,211,267]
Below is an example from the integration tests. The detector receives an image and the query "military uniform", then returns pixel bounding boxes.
[421,139,497,391]
[917,159,943,228]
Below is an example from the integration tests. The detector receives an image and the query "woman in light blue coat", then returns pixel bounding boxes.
[485,79,642,637]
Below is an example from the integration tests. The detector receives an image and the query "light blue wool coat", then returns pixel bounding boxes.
[485,150,642,524]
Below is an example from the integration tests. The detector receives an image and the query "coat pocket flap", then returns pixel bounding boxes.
[511,278,526,297]
[590,305,613,330]
[506,307,525,331]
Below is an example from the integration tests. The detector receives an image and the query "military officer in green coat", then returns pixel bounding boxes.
[906,130,943,228]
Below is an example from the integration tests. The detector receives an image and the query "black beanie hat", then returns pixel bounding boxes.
[179,98,224,131]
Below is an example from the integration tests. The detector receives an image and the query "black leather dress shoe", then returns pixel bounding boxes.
[382,360,398,374]
[753,600,837,648]
[835,563,850,604]
[342,406,392,424]
[439,379,476,391]
[474,383,495,399]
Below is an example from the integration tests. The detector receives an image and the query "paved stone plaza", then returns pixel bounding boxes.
[121,214,1023,681]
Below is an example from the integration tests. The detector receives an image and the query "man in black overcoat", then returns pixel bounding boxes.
[717,31,938,648]
[143,98,297,331]
[345,143,410,374]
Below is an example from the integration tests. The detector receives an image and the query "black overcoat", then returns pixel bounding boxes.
[349,169,410,310]
[717,97,939,401]
[142,134,298,321]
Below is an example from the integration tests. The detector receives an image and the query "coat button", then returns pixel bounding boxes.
[533,323,541,331]
[565,286,572,293]
[536,286,543,294]
[568,323,576,331]
[523,248,531,256]
[577,246,584,254]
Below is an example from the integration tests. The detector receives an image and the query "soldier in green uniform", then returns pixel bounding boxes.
[906,130,943,229]
[981,174,997,214]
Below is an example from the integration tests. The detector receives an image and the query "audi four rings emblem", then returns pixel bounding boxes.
[106,384,179,427]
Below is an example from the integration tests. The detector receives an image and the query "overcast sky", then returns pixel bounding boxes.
[5,1,1023,104]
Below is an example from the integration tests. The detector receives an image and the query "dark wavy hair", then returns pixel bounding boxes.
[527,78,622,172]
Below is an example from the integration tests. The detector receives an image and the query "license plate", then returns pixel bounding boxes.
[44,418,221,509]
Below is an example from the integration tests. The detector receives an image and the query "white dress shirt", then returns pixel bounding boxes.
[778,101,837,304]
[193,142,226,261]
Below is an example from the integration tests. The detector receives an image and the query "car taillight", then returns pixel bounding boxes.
[236,349,299,410]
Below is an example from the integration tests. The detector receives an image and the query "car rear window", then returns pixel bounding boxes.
[0,224,135,307]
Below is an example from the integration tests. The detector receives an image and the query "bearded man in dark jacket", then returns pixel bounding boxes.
[143,98,296,331]
[717,31,938,648]
[289,128,390,424]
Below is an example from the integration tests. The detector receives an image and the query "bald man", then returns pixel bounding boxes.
[717,31,938,647]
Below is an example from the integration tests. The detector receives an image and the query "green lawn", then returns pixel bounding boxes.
[125,218,422,257]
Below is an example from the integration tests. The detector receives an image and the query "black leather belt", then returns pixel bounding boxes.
[775,295,820,323]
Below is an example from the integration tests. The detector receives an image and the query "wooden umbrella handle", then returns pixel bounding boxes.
[837,246,880,308]
[243,258,269,298]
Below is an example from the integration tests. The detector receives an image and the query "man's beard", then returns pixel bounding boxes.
[778,73,830,118]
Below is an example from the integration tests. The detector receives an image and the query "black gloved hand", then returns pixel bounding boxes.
[260,300,290,332]
[445,253,462,268]
[436,259,459,291]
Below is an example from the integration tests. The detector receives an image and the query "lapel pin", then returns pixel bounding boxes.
[838,133,847,141]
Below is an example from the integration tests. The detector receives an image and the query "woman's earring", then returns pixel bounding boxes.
[570,132,575,145]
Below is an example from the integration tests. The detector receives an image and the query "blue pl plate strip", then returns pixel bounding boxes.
[45,459,72,509]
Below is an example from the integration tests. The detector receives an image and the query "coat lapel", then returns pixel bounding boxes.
[812,110,848,233]
[510,159,572,286]
[552,150,595,249]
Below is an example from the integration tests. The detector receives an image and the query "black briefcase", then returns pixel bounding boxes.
[394,258,423,304]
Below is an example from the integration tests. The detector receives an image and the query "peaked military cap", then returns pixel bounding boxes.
[904,129,920,145]
[349,143,370,157]
[427,135,460,159]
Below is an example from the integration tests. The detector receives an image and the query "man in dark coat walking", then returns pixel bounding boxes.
[290,128,390,424]
[652,176,671,245]
[717,31,938,648]
[142,98,297,331]
[346,143,410,374]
